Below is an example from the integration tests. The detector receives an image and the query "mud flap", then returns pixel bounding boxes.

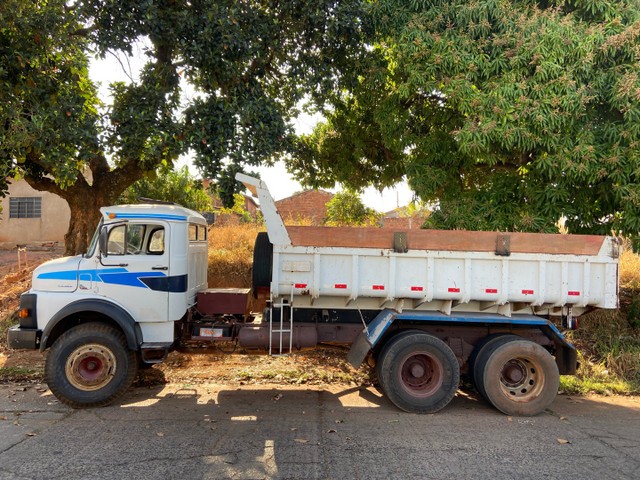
[347,333,372,368]
[346,309,397,368]
[556,342,578,375]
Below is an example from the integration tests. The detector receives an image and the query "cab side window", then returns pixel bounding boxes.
[107,225,127,255]
[107,224,164,255]
[189,223,207,242]
[188,224,197,241]
[148,228,165,254]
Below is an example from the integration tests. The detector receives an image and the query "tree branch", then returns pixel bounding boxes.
[22,174,66,197]
[71,25,98,37]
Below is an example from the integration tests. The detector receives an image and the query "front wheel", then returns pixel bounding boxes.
[45,322,138,408]
[474,338,559,416]
[378,331,460,414]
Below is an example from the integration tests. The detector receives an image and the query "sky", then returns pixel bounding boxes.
[89,49,414,213]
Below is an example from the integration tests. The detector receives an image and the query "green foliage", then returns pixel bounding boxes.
[0,0,369,253]
[75,0,369,191]
[567,307,640,392]
[325,190,380,226]
[0,0,101,186]
[119,166,212,211]
[218,193,257,223]
[292,0,640,236]
[212,164,259,208]
[559,374,639,395]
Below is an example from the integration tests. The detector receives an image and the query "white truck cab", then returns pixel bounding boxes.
[9,204,208,407]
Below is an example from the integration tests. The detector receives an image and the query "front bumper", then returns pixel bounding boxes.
[7,325,42,349]
[8,293,41,349]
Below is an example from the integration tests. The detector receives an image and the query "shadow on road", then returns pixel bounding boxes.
[2,379,640,480]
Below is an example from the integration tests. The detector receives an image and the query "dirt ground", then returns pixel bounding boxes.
[0,248,371,388]
[0,246,64,326]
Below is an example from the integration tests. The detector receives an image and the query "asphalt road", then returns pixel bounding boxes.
[0,383,639,480]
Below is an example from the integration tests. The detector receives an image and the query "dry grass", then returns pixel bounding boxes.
[207,223,262,288]
[0,260,49,354]
[281,215,314,226]
[619,239,640,289]
[205,217,317,289]
[563,306,640,394]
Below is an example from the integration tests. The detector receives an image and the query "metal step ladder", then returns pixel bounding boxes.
[269,290,294,356]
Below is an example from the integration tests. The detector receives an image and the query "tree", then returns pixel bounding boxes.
[217,193,259,224]
[119,166,211,211]
[325,190,379,226]
[290,0,640,240]
[1,0,369,254]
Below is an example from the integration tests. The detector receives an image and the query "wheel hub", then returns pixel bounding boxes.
[65,344,117,392]
[399,353,443,397]
[410,363,426,378]
[499,357,544,401]
[502,361,526,387]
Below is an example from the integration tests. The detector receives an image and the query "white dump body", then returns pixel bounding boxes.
[237,174,620,317]
[271,237,619,317]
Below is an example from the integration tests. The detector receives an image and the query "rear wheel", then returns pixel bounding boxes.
[474,338,559,416]
[45,322,138,408]
[378,331,459,414]
[469,334,521,395]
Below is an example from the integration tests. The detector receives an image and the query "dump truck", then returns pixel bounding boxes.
[8,174,620,416]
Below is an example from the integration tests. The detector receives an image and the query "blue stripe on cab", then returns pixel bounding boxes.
[105,213,188,221]
[38,268,188,292]
[140,274,188,293]
[99,271,166,288]
[39,268,128,282]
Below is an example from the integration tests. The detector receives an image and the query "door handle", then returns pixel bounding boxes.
[152,266,168,271]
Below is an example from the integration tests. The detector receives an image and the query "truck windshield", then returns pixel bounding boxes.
[85,218,103,258]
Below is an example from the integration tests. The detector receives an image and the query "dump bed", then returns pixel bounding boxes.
[238,175,620,317]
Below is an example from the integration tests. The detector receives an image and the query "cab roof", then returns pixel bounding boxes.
[100,204,206,224]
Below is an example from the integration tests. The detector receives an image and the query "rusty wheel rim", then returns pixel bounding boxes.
[65,344,117,391]
[498,357,545,402]
[398,352,443,398]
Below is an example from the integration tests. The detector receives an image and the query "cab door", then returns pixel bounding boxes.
[91,222,170,323]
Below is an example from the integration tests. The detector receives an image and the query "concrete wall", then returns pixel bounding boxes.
[0,179,69,246]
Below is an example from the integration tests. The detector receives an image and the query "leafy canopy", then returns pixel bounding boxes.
[325,190,380,226]
[291,0,640,240]
[119,166,212,211]
[0,0,101,190]
[0,0,369,253]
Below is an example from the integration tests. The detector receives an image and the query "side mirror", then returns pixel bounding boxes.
[99,227,108,257]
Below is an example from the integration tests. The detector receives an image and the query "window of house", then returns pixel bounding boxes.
[9,197,42,219]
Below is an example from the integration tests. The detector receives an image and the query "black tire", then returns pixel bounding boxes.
[375,355,386,392]
[475,338,560,416]
[378,330,460,414]
[45,322,138,408]
[252,232,273,295]
[375,330,420,393]
[469,334,521,394]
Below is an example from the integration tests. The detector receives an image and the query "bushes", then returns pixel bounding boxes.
[564,303,640,394]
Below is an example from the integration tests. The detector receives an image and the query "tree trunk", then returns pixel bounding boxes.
[63,191,108,256]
